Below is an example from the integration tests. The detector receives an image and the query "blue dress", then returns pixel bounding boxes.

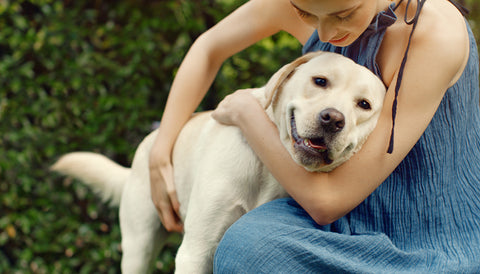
[214,3,480,273]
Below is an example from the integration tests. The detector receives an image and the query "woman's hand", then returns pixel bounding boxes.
[212,89,263,126]
[149,144,184,232]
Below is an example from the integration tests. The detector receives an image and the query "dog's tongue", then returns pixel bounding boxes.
[305,139,327,151]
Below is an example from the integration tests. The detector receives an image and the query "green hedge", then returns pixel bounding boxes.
[1,0,479,273]
[0,0,301,272]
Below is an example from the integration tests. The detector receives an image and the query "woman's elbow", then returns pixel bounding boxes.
[310,212,338,226]
[192,30,230,67]
[190,33,215,59]
[307,198,346,226]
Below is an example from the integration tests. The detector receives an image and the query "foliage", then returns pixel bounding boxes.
[466,0,480,42]
[1,0,479,273]
[0,0,301,272]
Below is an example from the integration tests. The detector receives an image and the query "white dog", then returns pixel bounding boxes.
[52,51,386,273]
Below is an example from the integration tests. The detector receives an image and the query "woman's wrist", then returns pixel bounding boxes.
[149,139,173,168]
[235,101,269,131]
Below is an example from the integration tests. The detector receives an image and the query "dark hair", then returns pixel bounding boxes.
[448,0,469,16]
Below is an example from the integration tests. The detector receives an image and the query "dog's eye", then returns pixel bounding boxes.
[357,100,371,110]
[312,77,328,87]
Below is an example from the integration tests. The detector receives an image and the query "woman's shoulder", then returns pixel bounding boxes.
[380,0,469,88]
[416,0,468,52]
[413,0,469,85]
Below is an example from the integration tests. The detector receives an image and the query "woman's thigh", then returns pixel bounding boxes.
[213,198,435,274]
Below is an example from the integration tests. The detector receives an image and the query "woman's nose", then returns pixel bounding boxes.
[317,23,338,43]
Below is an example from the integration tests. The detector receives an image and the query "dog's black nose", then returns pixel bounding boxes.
[319,108,345,133]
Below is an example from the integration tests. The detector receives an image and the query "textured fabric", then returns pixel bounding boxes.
[214,3,480,273]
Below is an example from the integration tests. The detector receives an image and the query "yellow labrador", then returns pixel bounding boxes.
[52,51,385,273]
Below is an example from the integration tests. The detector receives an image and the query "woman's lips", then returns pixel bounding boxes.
[329,34,350,45]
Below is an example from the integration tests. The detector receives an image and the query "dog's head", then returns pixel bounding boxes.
[262,51,386,172]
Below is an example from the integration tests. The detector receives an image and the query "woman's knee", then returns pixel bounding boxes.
[213,198,319,273]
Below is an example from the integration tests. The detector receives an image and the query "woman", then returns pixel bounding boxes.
[150,0,480,271]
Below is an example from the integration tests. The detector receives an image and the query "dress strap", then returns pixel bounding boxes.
[387,0,426,153]
[387,0,468,153]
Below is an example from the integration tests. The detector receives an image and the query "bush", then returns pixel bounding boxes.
[1,0,479,273]
[0,0,301,272]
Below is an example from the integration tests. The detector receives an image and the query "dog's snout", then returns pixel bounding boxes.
[320,108,345,133]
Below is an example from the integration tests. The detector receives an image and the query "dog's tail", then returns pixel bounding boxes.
[51,152,130,207]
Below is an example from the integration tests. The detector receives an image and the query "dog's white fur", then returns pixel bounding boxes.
[52,52,385,273]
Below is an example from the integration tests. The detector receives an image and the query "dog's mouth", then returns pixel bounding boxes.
[290,112,333,165]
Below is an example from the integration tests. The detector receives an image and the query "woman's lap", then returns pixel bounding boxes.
[213,198,451,273]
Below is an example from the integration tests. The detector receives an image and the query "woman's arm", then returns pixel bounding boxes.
[149,0,312,231]
[213,3,469,225]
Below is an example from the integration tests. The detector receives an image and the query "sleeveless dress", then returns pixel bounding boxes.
[214,3,480,273]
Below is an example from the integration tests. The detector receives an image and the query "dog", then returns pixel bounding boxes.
[51,51,386,273]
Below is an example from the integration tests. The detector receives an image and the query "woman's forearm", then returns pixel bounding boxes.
[231,97,392,226]
[232,103,340,224]
[150,0,290,162]
[151,35,224,163]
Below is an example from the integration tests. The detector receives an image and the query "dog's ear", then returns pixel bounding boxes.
[263,51,323,109]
